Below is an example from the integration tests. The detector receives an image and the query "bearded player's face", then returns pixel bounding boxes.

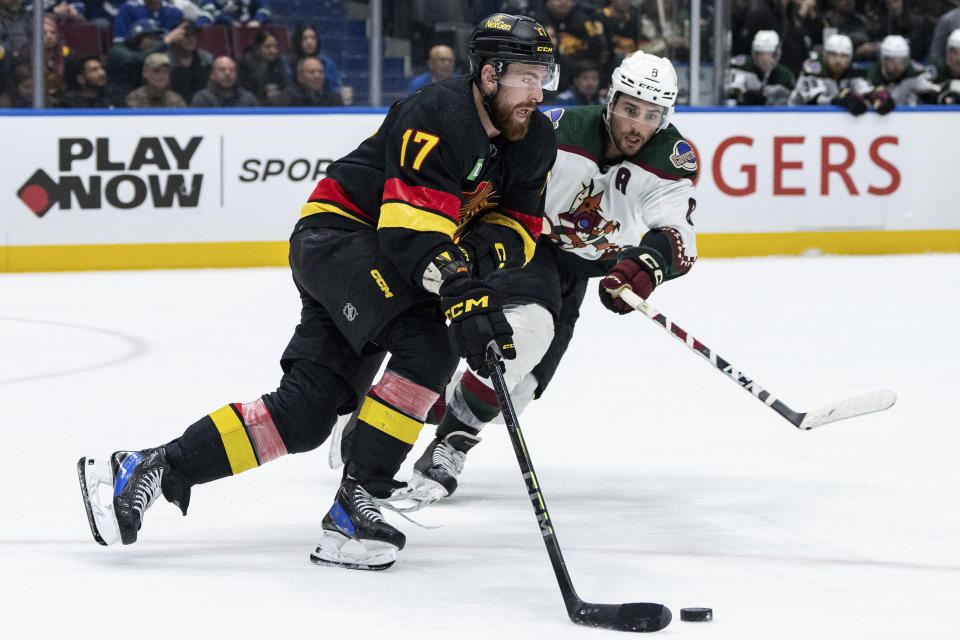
[489,63,547,141]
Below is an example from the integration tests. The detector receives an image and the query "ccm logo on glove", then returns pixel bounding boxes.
[445,296,489,320]
[599,250,663,315]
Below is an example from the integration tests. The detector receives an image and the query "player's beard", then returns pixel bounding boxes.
[609,115,649,157]
[490,92,537,141]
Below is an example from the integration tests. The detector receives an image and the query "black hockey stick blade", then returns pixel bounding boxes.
[569,601,672,632]
[485,344,671,633]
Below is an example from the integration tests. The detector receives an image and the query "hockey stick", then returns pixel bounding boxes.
[617,289,896,429]
[484,345,672,633]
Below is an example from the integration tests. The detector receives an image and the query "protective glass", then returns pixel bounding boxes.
[497,60,561,92]
[609,96,667,128]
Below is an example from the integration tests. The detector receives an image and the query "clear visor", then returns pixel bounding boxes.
[497,60,561,92]
[609,95,668,127]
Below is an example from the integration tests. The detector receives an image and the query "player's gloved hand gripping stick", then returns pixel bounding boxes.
[484,343,671,633]
[615,289,896,429]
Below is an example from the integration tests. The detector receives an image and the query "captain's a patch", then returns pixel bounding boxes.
[669,140,697,171]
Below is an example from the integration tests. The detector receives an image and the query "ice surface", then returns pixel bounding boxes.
[2,255,957,639]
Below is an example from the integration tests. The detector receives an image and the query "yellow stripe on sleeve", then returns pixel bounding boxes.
[482,213,537,265]
[379,202,457,237]
[357,396,425,445]
[209,405,259,474]
[300,201,374,226]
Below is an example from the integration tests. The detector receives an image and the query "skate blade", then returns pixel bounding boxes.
[76,457,121,546]
[309,530,398,571]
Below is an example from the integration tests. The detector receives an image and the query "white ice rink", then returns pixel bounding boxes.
[2,254,957,640]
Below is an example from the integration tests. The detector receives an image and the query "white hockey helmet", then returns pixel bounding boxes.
[880,34,910,61]
[752,30,780,54]
[607,51,678,131]
[947,28,960,52]
[824,33,853,57]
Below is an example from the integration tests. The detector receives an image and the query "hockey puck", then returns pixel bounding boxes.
[680,607,713,622]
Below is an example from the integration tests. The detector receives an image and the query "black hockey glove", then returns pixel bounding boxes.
[831,88,867,116]
[939,88,960,105]
[440,276,515,377]
[740,89,766,106]
[458,222,528,279]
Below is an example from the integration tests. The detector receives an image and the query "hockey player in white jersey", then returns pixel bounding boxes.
[789,34,873,115]
[726,30,796,106]
[866,35,941,111]
[405,52,698,503]
[930,29,960,104]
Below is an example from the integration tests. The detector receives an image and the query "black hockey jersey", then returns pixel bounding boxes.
[299,76,557,287]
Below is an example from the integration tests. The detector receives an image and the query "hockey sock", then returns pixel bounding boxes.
[436,370,500,439]
[165,398,288,487]
[345,371,439,484]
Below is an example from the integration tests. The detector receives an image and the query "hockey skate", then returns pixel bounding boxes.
[405,431,481,506]
[311,476,406,570]
[77,447,182,545]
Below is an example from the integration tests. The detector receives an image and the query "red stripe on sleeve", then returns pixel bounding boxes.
[307,178,373,220]
[501,208,544,240]
[383,178,460,222]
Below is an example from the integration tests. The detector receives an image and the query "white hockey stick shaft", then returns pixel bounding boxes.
[617,289,896,429]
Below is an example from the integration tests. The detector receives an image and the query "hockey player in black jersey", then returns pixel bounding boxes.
[404,52,699,506]
[77,13,559,570]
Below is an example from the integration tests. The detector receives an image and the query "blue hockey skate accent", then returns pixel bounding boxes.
[114,452,143,496]
[329,501,355,535]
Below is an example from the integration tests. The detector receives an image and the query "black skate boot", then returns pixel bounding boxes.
[410,431,481,499]
[78,446,188,546]
[310,476,406,570]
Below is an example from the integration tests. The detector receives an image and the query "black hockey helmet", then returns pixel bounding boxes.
[468,14,559,91]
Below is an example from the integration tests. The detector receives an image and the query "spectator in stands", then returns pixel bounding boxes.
[209,0,271,28]
[636,0,693,61]
[238,27,284,105]
[191,53,256,106]
[39,1,87,24]
[0,59,45,106]
[125,49,185,106]
[820,0,871,61]
[60,53,123,106]
[736,0,819,76]
[863,0,937,64]
[405,44,457,95]
[38,14,70,98]
[596,0,639,67]
[113,0,183,43]
[289,23,340,95]
[866,34,940,109]
[280,56,341,107]
[552,58,603,105]
[928,4,960,64]
[930,28,960,104]
[168,20,210,103]
[535,0,608,92]
[727,29,796,105]
[1,0,31,56]
[789,33,873,114]
[107,17,174,96]
[84,1,120,29]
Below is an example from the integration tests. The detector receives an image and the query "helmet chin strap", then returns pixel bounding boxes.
[473,62,502,118]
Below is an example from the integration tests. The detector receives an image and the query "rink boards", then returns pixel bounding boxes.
[1,106,958,272]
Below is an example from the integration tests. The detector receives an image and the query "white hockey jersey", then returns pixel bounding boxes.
[541,105,698,280]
